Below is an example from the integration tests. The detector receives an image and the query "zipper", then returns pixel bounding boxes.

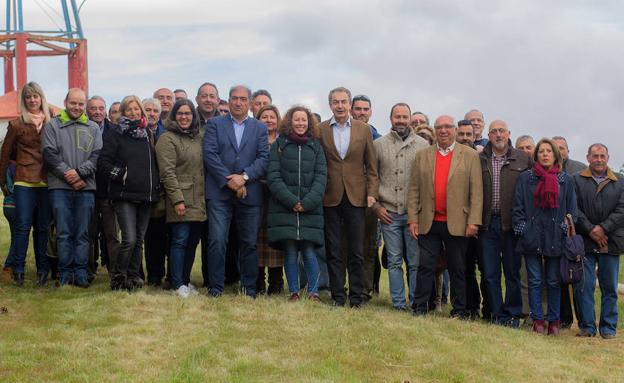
[147,137,153,202]
[296,145,302,240]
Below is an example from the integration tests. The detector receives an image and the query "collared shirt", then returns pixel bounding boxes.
[491,153,507,214]
[330,116,351,159]
[592,173,607,185]
[230,115,248,148]
[436,141,456,157]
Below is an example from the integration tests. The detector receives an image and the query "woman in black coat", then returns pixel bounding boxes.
[98,95,160,291]
[267,106,327,302]
[512,138,577,335]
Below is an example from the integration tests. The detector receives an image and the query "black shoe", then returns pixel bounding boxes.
[332,300,346,307]
[130,278,144,289]
[412,309,428,317]
[36,273,49,287]
[87,273,95,284]
[576,329,596,337]
[207,288,222,298]
[74,277,90,288]
[13,272,24,287]
[267,284,284,296]
[600,333,616,340]
[560,321,573,330]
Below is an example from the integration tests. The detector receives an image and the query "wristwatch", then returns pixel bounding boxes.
[242,173,249,182]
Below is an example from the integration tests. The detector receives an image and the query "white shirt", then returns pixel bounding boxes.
[330,116,351,160]
[436,141,456,157]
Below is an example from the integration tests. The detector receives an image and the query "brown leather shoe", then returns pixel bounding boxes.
[308,293,322,303]
[532,319,546,335]
[548,320,560,336]
[288,293,300,302]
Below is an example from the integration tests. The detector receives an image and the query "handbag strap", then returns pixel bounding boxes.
[566,214,576,237]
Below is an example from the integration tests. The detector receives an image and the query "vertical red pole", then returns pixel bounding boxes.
[4,54,14,93]
[68,39,88,95]
[15,33,27,89]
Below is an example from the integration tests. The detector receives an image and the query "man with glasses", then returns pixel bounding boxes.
[478,120,531,327]
[407,115,483,317]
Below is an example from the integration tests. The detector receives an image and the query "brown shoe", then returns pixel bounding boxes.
[532,319,546,335]
[308,293,322,303]
[288,293,300,302]
[548,320,560,336]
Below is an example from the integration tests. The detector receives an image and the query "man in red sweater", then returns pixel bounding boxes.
[407,115,483,318]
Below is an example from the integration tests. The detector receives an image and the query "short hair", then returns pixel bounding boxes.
[552,136,568,149]
[19,81,51,125]
[173,89,187,95]
[415,125,435,145]
[108,101,120,114]
[328,87,352,104]
[389,102,411,118]
[279,105,319,139]
[457,119,472,127]
[251,89,272,102]
[88,95,107,107]
[464,109,484,120]
[142,98,162,113]
[411,111,430,126]
[255,104,281,121]
[515,135,534,145]
[229,85,252,100]
[153,88,173,98]
[119,95,147,120]
[64,88,86,102]
[218,99,228,106]
[197,82,219,97]
[352,94,372,106]
[533,138,563,169]
[166,99,200,133]
[587,143,609,156]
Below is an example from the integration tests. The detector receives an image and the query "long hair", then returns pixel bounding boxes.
[19,82,51,125]
[119,95,147,120]
[279,105,319,138]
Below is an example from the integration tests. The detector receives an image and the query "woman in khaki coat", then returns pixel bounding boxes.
[156,99,206,298]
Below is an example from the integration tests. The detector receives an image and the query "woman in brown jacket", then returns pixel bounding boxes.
[0,82,53,286]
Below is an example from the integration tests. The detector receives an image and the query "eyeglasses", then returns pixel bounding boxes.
[176,111,193,117]
[434,124,455,130]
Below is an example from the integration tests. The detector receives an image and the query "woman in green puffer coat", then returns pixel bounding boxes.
[267,105,327,302]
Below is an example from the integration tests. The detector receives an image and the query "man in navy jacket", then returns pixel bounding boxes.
[203,85,269,297]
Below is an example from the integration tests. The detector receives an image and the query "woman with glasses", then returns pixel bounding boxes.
[155,100,206,298]
[98,95,160,291]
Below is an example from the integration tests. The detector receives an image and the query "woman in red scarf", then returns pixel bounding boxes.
[0,82,53,287]
[512,138,578,336]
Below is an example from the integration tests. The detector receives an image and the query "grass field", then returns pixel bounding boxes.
[1,217,624,382]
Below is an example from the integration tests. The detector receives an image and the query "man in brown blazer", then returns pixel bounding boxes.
[407,115,483,317]
[319,87,379,307]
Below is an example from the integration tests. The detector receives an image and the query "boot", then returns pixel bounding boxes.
[532,319,546,335]
[13,272,24,287]
[36,273,49,287]
[548,320,561,336]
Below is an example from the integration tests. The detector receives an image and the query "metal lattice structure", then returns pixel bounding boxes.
[1,0,88,118]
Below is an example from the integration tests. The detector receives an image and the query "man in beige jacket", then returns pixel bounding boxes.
[407,115,483,317]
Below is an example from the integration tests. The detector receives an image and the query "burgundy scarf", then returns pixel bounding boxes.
[533,162,560,209]
[288,132,311,146]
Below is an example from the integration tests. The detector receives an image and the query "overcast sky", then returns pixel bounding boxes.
[5,0,624,166]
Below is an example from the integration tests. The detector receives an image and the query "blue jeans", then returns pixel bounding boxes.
[479,216,522,322]
[525,254,561,321]
[380,212,418,308]
[574,252,620,336]
[207,199,260,296]
[49,189,95,283]
[13,186,51,274]
[170,222,202,289]
[3,206,16,268]
[283,240,319,294]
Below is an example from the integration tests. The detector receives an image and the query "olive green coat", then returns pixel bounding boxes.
[155,123,206,223]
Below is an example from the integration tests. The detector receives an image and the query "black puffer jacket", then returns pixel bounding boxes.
[97,118,160,202]
[574,168,624,255]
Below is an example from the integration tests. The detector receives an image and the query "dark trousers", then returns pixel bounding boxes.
[324,195,366,306]
[96,198,119,271]
[413,221,468,315]
[144,216,169,285]
[465,237,483,316]
[112,201,151,282]
[362,210,381,298]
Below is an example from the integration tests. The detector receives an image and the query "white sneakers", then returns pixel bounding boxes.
[176,285,190,298]
[187,283,199,296]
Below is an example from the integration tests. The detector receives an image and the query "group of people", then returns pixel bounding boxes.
[1,81,622,340]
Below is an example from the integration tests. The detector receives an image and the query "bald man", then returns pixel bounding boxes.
[42,88,103,287]
[407,115,483,317]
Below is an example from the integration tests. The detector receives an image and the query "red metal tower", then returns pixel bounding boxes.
[1,0,87,119]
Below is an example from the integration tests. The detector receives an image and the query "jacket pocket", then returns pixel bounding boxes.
[179,182,194,207]
[520,219,539,253]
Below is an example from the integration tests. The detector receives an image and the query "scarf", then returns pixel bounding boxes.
[28,112,45,133]
[287,131,311,146]
[118,116,148,139]
[532,162,560,209]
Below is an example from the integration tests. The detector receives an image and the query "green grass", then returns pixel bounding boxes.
[1,217,624,382]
